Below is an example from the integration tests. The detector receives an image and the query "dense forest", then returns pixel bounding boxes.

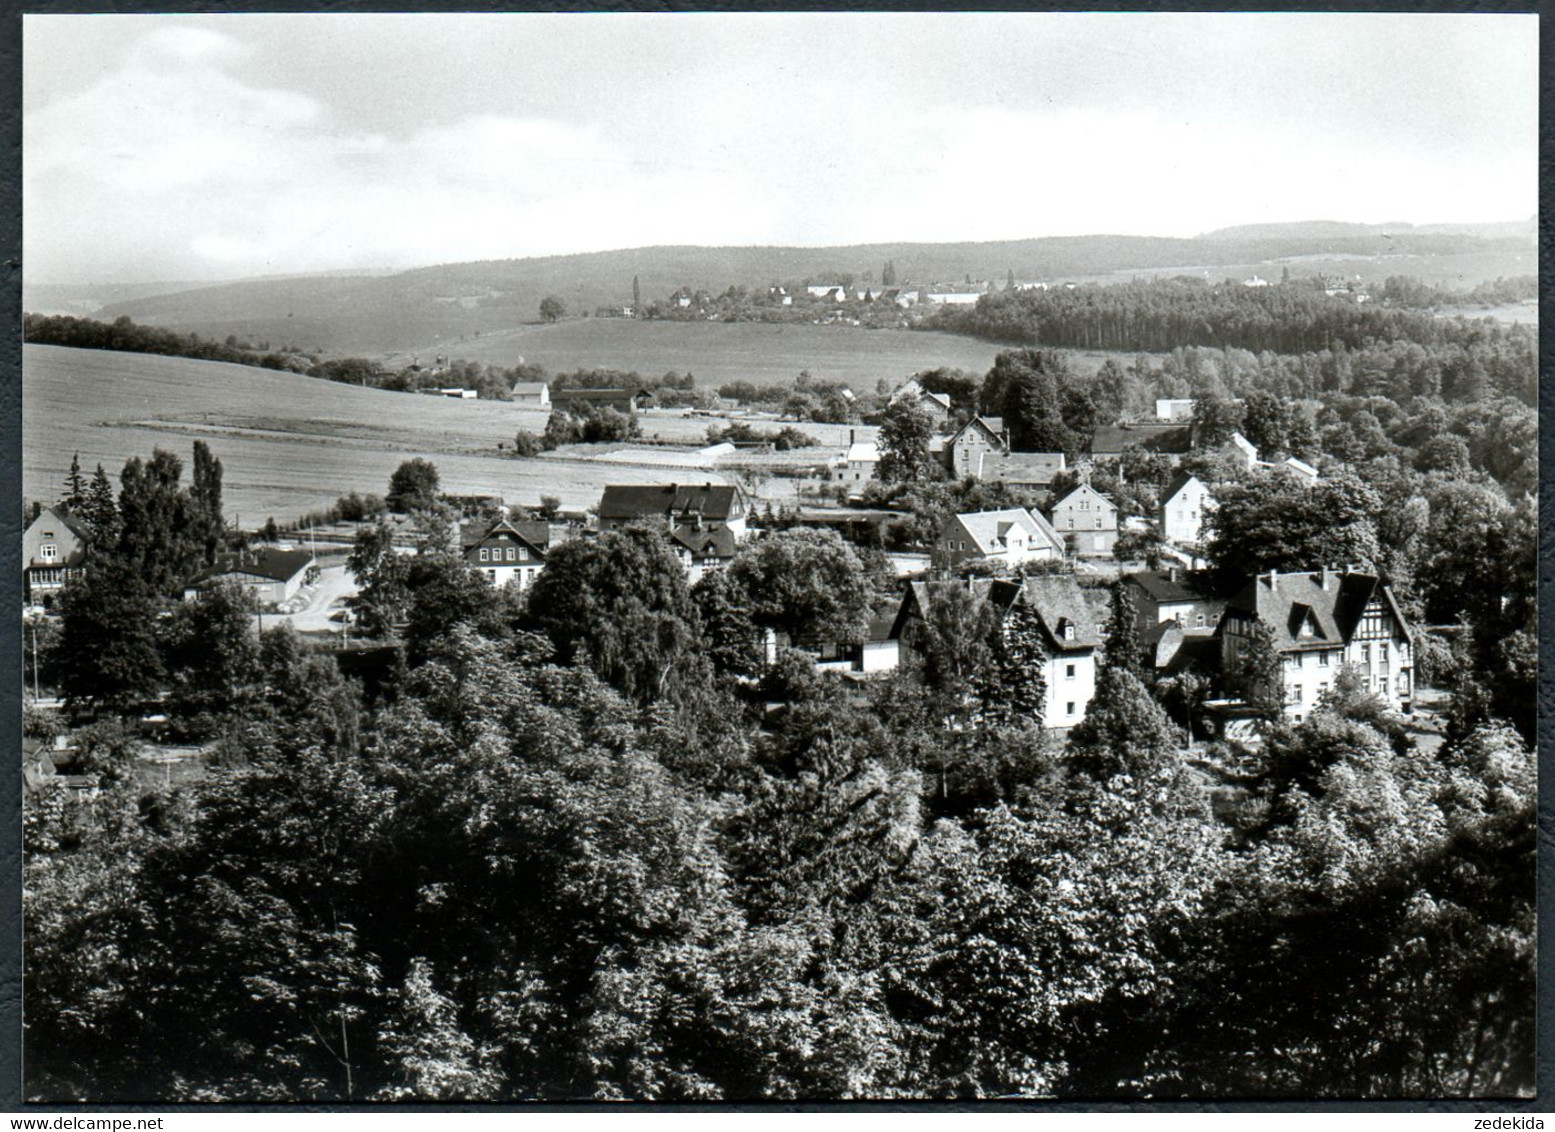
[928,276,1536,399]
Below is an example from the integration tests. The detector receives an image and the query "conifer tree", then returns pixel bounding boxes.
[61,453,86,514]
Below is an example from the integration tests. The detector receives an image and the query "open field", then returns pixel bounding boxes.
[23,345,738,523]
[385,319,1004,389]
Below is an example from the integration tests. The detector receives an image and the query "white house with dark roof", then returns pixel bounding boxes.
[889,573,1105,728]
[1219,568,1415,720]
[936,507,1064,569]
[1159,472,1215,545]
[462,518,549,591]
[184,546,315,606]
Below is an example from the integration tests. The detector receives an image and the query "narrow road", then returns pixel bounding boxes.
[269,563,360,634]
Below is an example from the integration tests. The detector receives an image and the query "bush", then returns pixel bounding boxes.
[512,430,543,458]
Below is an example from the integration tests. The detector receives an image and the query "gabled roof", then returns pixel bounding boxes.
[1225,570,1412,650]
[461,518,550,555]
[598,483,746,523]
[947,507,1064,556]
[949,416,1006,448]
[1017,574,1103,651]
[190,546,314,586]
[27,506,91,542]
[1125,568,1219,605]
[920,391,952,411]
[842,441,880,463]
[1051,482,1117,512]
[1160,471,1208,504]
[510,382,549,396]
[670,524,737,560]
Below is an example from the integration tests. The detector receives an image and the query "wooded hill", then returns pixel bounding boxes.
[69,224,1535,354]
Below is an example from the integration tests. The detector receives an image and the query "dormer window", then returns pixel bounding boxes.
[1062,622,1076,642]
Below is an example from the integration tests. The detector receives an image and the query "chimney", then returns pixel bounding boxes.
[1168,565,1179,583]
[1267,569,1277,592]
[849,428,856,446]
[1321,565,1332,590]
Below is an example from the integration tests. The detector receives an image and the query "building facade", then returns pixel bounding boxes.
[1219,568,1416,721]
[23,507,89,601]
[463,519,549,591]
[936,507,1064,569]
[1159,473,1215,545]
[1049,483,1119,557]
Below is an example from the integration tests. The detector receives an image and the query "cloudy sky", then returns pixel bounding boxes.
[24,12,1537,284]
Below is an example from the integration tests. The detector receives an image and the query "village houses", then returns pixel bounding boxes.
[1158,472,1215,546]
[597,483,751,541]
[183,546,316,606]
[1048,483,1119,557]
[462,518,550,592]
[936,507,1065,569]
[1219,568,1416,721]
[23,506,90,602]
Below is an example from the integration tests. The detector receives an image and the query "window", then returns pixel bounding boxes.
[1063,624,1075,641]
[1293,652,1304,668]
[506,547,516,561]
[1361,643,1371,665]
[479,548,489,561]
[1290,684,1302,704]
[1066,518,1074,529]
[486,570,497,582]
[38,544,56,562]
[1318,681,1328,697]
[1196,613,1206,627]
[1066,702,1076,716]
[1065,663,1076,680]
[1319,650,1330,666]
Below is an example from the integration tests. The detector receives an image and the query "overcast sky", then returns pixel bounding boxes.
[24,12,1538,285]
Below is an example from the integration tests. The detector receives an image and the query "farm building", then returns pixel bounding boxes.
[552,388,654,414]
[832,439,880,487]
[510,382,551,407]
[183,546,315,606]
[598,482,750,540]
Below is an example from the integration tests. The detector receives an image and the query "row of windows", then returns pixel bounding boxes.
[478,545,530,563]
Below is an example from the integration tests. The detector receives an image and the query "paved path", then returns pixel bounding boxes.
[268,563,360,634]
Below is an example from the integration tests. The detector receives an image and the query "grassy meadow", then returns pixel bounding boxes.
[384,319,1005,389]
[23,345,735,524]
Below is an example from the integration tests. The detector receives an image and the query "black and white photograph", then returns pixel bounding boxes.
[18,9,1538,1105]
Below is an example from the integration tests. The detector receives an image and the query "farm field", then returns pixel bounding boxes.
[23,345,737,523]
[383,319,1004,389]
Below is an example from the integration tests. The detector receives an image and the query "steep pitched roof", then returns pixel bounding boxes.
[670,524,737,559]
[28,506,92,542]
[1052,483,1117,513]
[598,483,746,523]
[190,546,314,586]
[1125,567,1218,604]
[1160,471,1207,504]
[1225,570,1412,650]
[1018,574,1103,651]
[949,416,1006,449]
[462,518,550,556]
